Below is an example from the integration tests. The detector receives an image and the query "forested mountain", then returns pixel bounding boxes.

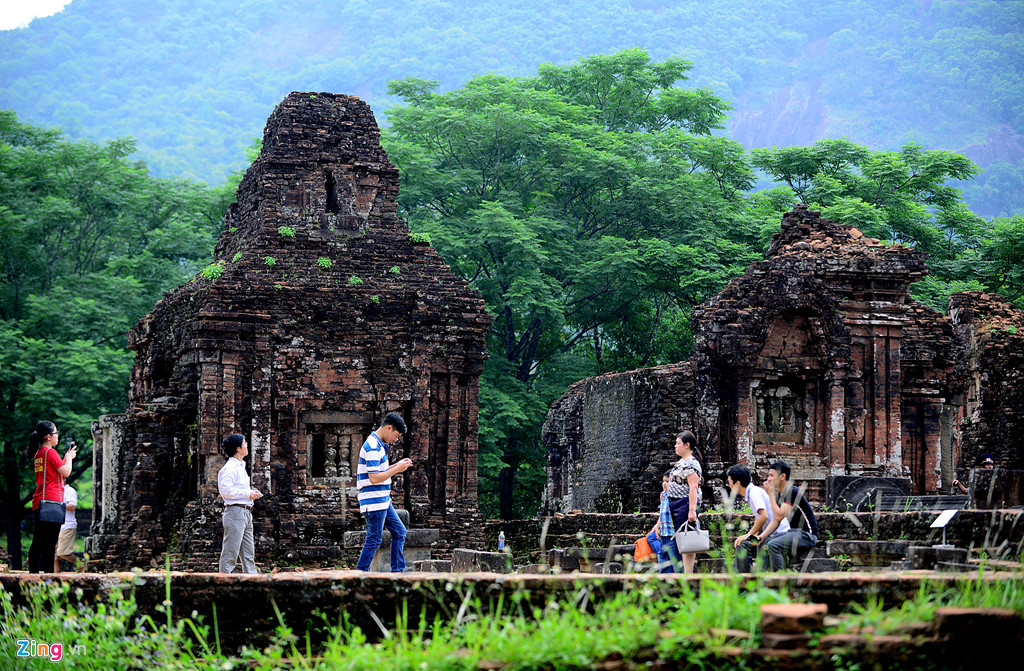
[2,0,1022,217]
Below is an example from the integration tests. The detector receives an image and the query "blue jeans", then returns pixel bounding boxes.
[356,503,407,572]
[647,530,663,556]
[657,534,683,573]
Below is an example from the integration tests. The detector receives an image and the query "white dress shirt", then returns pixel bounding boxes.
[218,457,253,506]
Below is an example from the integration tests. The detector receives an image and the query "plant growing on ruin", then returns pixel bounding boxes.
[232,252,242,262]
[410,232,431,244]
[264,256,276,267]
[1007,325,1018,335]
[199,261,225,280]
[278,226,296,237]
[389,265,401,275]
[370,295,380,304]
[316,257,332,270]
[274,284,283,291]
[348,275,363,285]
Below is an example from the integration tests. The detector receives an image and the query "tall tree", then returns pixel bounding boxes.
[383,50,758,517]
[751,138,995,310]
[0,111,223,567]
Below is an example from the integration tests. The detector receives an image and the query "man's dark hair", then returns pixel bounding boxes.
[770,460,791,480]
[726,464,752,488]
[223,433,246,459]
[381,412,407,434]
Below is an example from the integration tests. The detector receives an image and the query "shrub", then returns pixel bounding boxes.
[1007,325,1018,335]
[411,232,431,244]
[278,226,296,237]
[264,256,276,267]
[388,265,401,275]
[316,257,332,270]
[232,252,242,262]
[199,261,225,280]
[348,275,363,285]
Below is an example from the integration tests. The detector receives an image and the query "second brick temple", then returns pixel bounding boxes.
[87,92,490,569]
[542,206,1024,514]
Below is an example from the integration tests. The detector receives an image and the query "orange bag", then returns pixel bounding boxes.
[633,535,656,561]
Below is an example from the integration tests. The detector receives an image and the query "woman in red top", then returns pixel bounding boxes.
[27,421,76,573]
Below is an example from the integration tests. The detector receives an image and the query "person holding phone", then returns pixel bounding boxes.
[27,421,76,573]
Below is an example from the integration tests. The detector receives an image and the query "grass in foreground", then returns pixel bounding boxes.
[2,570,1022,670]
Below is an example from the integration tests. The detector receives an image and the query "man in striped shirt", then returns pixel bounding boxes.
[355,412,413,571]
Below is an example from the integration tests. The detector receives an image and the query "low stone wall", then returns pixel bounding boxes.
[2,570,1020,654]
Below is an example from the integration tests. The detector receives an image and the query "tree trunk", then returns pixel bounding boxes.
[3,437,23,570]
[499,466,514,520]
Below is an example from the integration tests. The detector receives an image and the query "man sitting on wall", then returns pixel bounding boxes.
[755,460,819,571]
[727,464,789,572]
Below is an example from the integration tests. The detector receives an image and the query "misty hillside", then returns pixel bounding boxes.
[2,0,1022,215]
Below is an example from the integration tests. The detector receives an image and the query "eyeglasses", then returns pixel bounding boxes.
[50,431,59,436]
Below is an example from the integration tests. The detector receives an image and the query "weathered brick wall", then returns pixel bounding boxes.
[541,362,697,515]
[88,93,490,569]
[950,291,1024,472]
[543,206,976,511]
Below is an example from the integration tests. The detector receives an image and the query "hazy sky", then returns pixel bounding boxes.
[0,0,72,30]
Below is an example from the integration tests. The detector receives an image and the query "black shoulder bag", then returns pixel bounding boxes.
[38,447,67,524]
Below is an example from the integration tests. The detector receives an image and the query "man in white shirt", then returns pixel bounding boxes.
[217,433,262,573]
[726,464,790,572]
[54,483,78,573]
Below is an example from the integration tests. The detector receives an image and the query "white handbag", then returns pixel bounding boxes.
[674,519,710,553]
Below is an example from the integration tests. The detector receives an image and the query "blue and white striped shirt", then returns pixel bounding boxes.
[356,433,391,513]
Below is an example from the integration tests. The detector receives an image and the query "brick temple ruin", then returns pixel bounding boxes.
[542,206,1024,514]
[86,92,490,569]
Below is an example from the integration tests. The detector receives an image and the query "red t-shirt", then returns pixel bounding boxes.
[32,446,65,510]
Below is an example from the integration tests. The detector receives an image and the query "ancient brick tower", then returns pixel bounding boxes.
[87,93,490,569]
[543,206,1024,513]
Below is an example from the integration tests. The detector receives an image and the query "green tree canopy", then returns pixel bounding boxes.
[0,110,225,567]
[383,50,761,517]
[751,138,1022,310]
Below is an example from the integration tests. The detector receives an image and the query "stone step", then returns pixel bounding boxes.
[412,560,451,572]
[450,548,514,573]
[876,494,970,512]
[800,558,842,573]
[905,546,970,570]
[826,540,910,566]
[698,557,728,574]
[342,528,439,548]
[935,561,976,572]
